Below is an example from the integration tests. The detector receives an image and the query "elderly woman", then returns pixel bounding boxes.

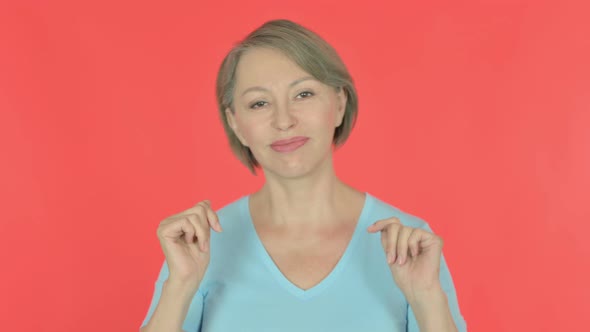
[140,19,467,332]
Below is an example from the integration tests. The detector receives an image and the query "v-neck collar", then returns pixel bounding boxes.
[241,193,374,301]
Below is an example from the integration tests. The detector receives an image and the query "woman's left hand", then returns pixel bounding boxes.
[367,217,444,303]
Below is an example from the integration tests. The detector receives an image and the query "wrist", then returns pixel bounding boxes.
[406,281,443,306]
[407,284,457,332]
[163,278,200,299]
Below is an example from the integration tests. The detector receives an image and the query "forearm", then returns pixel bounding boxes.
[141,280,197,332]
[407,284,458,332]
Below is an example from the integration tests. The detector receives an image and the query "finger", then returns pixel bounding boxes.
[183,214,201,247]
[190,201,222,233]
[172,200,211,218]
[414,230,443,254]
[367,217,400,233]
[157,217,193,242]
[396,226,413,265]
[186,213,210,253]
[202,202,222,233]
[195,213,212,252]
[180,218,196,245]
[382,223,401,265]
[407,228,426,258]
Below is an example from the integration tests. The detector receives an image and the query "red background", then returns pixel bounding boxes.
[1,0,589,331]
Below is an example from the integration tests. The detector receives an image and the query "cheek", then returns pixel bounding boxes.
[308,105,340,130]
[237,118,267,143]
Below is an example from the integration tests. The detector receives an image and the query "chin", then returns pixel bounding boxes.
[257,144,334,179]
[262,163,312,179]
[262,154,332,180]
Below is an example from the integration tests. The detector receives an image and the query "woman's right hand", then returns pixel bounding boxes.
[156,200,223,291]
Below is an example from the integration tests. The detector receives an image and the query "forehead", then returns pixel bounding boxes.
[235,47,311,89]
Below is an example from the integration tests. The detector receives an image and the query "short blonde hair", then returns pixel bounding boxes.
[216,19,358,174]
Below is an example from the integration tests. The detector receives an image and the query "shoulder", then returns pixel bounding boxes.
[209,195,251,238]
[215,195,247,221]
[366,193,432,231]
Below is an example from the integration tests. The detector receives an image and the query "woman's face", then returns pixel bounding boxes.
[226,47,347,179]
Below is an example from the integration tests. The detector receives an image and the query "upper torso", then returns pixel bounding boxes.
[141,193,468,332]
[199,193,414,331]
[248,191,364,290]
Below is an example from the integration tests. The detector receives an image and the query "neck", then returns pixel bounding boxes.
[252,157,362,229]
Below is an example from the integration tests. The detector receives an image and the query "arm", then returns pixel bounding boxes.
[140,279,199,332]
[407,284,458,332]
[141,200,220,331]
[368,219,467,332]
[406,243,467,332]
[139,261,205,332]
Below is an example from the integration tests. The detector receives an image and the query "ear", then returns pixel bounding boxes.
[225,107,249,147]
[335,87,348,127]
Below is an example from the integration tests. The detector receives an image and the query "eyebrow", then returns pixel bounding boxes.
[240,76,316,97]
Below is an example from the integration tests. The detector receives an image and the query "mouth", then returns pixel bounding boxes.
[270,136,309,153]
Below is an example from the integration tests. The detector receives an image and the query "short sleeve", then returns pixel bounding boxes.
[140,260,205,332]
[407,224,467,332]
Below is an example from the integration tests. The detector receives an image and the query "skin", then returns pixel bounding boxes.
[226,47,361,230]
[144,47,458,332]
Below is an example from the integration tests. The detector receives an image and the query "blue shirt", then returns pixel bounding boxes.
[141,193,467,331]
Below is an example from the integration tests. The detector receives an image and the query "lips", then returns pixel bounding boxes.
[270,136,309,153]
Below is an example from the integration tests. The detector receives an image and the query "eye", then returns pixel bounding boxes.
[296,91,314,99]
[249,101,267,109]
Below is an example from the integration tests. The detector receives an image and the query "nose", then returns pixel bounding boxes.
[271,102,297,131]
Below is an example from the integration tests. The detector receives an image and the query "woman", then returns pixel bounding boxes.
[140,19,467,332]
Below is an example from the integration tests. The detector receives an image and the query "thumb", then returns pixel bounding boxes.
[367,217,400,233]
